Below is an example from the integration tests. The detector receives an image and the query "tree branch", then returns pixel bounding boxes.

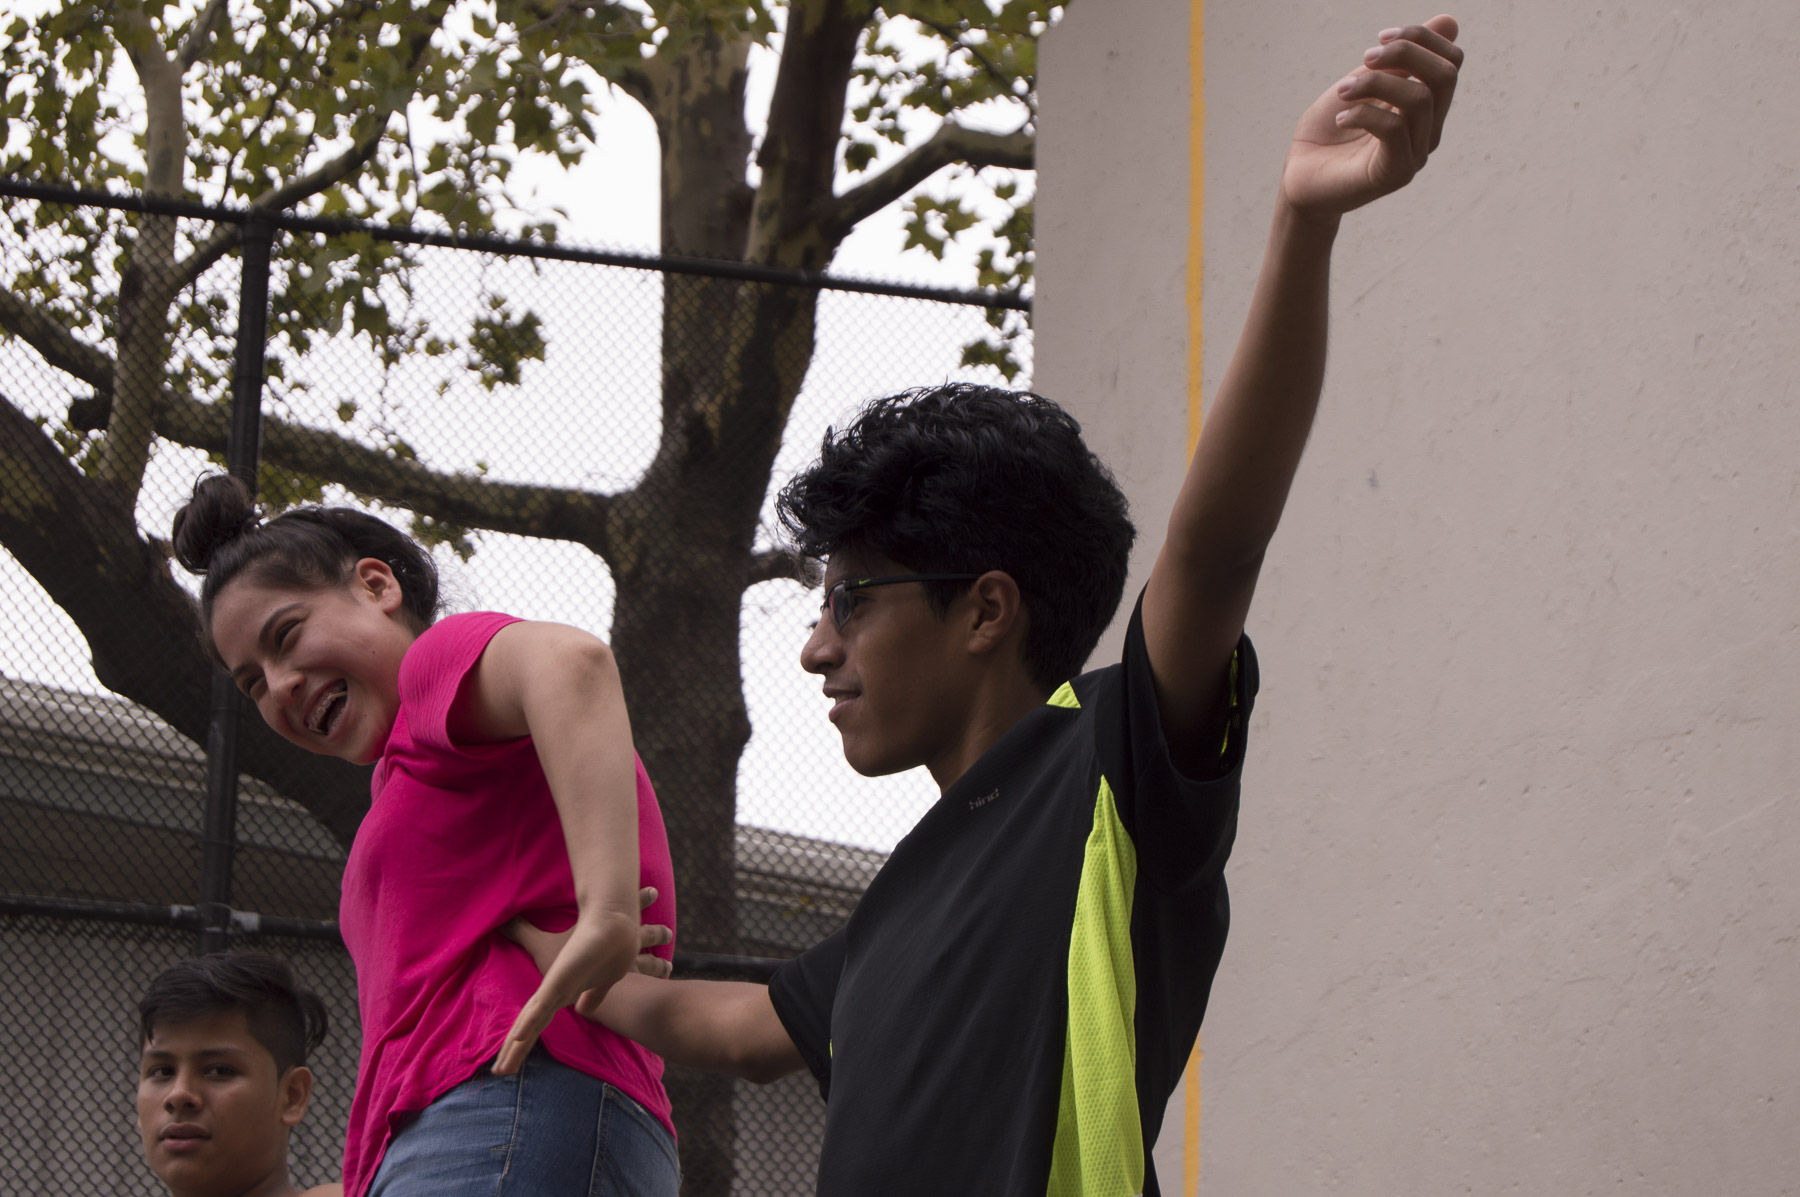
[0,289,112,391]
[823,120,1034,240]
[173,125,391,293]
[2,260,623,560]
[0,393,373,846]
[610,59,657,111]
[173,7,446,294]
[175,0,233,71]
[153,391,620,557]
[909,13,1039,121]
[496,0,655,105]
[746,547,815,588]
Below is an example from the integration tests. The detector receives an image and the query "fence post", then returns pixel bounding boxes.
[196,216,275,955]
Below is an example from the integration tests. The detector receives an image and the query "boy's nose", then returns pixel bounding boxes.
[800,617,841,674]
[164,1078,201,1111]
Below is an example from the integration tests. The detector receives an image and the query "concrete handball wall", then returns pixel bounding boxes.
[1037,2,1800,1194]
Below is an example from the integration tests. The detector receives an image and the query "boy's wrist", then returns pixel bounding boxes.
[1272,191,1344,246]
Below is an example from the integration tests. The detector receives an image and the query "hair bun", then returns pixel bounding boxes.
[171,474,260,574]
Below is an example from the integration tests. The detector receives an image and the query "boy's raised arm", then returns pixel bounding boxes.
[1141,16,1465,769]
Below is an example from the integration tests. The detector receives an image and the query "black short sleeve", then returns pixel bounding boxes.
[766,926,848,1100]
[1091,593,1260,893]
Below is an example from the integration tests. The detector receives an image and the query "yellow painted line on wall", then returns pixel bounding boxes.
[1185,0,1207,458]
[1184,2,1206,1194]
[1183,1043,1202,1193]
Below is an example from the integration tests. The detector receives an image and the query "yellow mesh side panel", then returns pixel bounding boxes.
[1047,778,1142,1196]
[1218,646,1241,759]
[1047,682,1081,710]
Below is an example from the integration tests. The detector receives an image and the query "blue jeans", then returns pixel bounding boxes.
[368,1049,680,1197]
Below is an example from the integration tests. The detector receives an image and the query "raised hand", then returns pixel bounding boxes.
[1281,15,1464,218]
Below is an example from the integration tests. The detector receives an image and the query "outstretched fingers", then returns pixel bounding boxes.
[633,883,673,977]
[635,921,674,978]
[494,992,560,1076]
[490,909,643,1075]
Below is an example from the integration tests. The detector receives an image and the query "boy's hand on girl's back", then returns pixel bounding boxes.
[493,887,673,1074]
[1281,15,1464,219]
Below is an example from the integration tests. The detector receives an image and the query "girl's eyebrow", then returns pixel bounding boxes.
[258,602,306,648]
[229,602,306,689]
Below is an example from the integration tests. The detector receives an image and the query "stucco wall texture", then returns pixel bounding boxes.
[1038,2,1800,1194]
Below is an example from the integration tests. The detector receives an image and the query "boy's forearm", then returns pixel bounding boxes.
[592,974,804,1084]
[1171,197,1340,578]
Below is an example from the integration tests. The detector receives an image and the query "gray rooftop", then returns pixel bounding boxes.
[0,675,885,954]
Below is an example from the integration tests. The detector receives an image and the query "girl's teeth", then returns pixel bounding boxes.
[311,684,347,733]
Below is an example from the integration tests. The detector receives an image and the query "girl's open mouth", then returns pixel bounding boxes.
[308,680,348,735]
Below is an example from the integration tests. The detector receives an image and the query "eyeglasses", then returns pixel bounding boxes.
[819,573,982,630]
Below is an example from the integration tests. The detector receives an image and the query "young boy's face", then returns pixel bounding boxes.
[137,1007,311,1197]
[801,551,983,779]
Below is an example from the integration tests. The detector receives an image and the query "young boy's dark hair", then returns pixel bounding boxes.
[776,383,1136,690]
[139,952,328,1074]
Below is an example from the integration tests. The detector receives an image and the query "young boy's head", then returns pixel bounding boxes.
[136,953,328,1197]
[778,383,1136,693]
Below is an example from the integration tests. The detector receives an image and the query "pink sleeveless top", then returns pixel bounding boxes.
[338,612,676,1197]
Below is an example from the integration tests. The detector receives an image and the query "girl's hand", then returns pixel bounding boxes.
[1281,16,1463,219]
[504,887,673,979]
[494,889,673,1073]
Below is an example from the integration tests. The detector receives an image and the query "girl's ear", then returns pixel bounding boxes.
[353,557,405,615]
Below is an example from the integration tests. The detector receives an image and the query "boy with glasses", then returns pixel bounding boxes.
[511,16,1465,1194]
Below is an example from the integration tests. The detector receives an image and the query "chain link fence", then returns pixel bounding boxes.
[0,181,1031,1196]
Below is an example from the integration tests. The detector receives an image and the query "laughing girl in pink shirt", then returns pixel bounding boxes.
[173,473,680,1197]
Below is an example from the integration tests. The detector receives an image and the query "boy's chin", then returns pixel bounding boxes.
[841,742,916,779]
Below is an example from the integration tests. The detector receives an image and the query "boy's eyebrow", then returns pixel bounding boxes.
[140,1044,255,1061]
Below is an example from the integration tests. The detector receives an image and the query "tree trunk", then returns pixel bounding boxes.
[611,267,822,1197]
[102,17,186,502]
[0,396,373,845]
[611,10,868,1190]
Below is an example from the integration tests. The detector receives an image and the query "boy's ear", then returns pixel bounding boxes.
[964,571,1026,656]
[279,1065,315,1129]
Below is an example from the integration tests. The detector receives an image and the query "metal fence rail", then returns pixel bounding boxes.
[0,181,1028,1196]
[0,180,1033,309]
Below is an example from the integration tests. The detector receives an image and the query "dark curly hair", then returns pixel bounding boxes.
[171,474,439,649]
[138,952,329,1075]
[776,383,1135,690]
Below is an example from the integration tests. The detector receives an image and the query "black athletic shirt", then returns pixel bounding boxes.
[768,595,1259,1196]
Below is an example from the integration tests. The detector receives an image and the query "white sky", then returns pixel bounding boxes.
[0,8,1036,851]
